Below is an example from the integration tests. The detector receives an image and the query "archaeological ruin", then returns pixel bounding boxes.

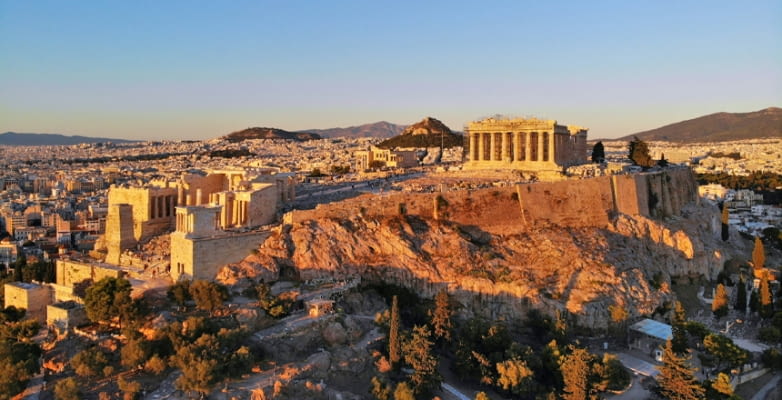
[465,117,588,172]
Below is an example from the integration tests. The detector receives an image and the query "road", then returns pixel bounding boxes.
[752,373,782,400]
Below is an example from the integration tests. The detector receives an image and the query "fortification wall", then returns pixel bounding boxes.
[171,231,271,281]
[56,259,124,287]
[286,168,697,234]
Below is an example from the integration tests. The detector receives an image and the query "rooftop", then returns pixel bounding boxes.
[629,318,672,341]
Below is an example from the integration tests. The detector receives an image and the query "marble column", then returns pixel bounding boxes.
[500,132,509,161]
[537,132,544,161]
[489,132,496,161]
[525,132,531,161]
[478,132,485,161]
[549,131,556,163]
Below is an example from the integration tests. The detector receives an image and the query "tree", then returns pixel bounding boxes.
[84,277,133,328]
[750,290,760,314]
[121,337,150,369]
[402,325,441,396]
[712,284,729,318]
[703,334,749,371]
[370,376,391,400]
[496,358,534,394]
[167,280,192,308]
[475,392,491,400]
[560,345,593,400]
[721,205,730,241]
[735,275,747,314]
[628,136,653,167]
[0,318,41,399]
[760,276,774,319]
[706,372,734,399]
[188,280,228,315]
[393,382,415,400]
[429,289,452,343]
[655,340,705,400]
[388,295,401,368]
[53,377,81,400]
[671,301,689,354]
[72,347,111,378]
[591,141,605,163]
[752,236,765,269]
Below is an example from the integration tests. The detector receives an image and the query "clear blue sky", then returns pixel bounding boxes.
[1,1,780,140]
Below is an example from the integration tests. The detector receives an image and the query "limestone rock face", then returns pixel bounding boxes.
[252,196,744,328]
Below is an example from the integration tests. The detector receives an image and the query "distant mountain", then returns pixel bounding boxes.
[0,132,137,146]
[301,121,405,139]
[377,117,464,149]
[619,107,782,143]
[224,127,320,142]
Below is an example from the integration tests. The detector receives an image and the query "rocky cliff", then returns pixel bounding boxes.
[225,169,740,328]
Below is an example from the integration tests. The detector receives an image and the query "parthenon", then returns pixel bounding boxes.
[465,117,588,171]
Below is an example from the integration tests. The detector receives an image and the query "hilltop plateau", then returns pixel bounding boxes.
[377,117,464,149]
[224,127,321,142]
[619,107,782,142]
[223,169,742,329]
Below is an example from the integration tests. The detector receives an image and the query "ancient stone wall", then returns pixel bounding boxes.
[56,259,124,287]
[287,168,698,235]
[170,230,271,281]
[4,282,52,323]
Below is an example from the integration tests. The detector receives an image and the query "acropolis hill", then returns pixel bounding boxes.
[233,167,734,328]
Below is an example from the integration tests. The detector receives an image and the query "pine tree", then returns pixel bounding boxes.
[591,141,605,163]
[628,137,653,167]
[429,289,452,343]
[753,236,765,270]
[712,284,729,318]
[388,295,401,367]
[721,205,730,241]
[709,372,734,397]
[671,301,689,354]
[655,340,705,400]
[393,382,415,400]
[402,325,441,396]
[735,275,747,314]
[561,346,593,400]
[760,276,774,319]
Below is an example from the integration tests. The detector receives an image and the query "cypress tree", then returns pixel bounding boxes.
[628,137,653,167]
[735,275,747,314]
[753,236,765,270]
[655,340,705,400]
[671,301,689,354]
[389,295,401,367]
[721,206,729,241]
[760,276,774,319]
[750,290,760,314]
[591,141,605,163]
[712,284,729,318]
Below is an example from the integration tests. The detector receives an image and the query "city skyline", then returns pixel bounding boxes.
[1,0,781,141]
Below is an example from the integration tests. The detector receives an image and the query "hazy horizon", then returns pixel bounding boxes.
[1,1,780,141]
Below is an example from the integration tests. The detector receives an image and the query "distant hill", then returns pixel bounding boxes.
[0,132,137,146]
[377,117,464,149]
[619,107,782,143]
[224,127,321,142]
[302,121,405,139]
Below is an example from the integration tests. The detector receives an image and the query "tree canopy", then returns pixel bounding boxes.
[84,277,133,327]
[628,137,654,167]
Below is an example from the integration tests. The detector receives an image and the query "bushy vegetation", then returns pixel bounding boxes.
[0,308,41,399]
[696,171,782,193]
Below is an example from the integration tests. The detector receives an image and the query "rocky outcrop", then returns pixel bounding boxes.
[248,170,740,328]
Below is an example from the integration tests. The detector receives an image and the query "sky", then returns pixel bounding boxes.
[1,1,780,141]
